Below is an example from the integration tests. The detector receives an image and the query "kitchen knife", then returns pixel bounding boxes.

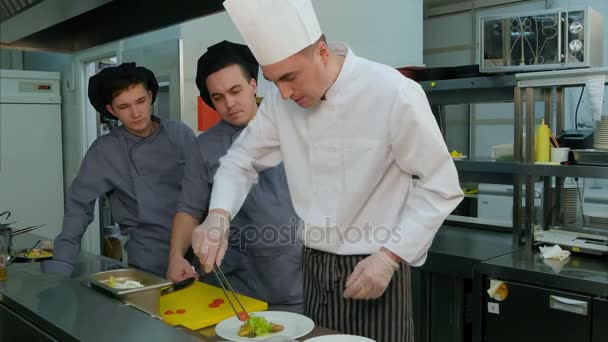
[161,277,195,296]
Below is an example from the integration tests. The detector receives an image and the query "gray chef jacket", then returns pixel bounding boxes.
[44,117,195,277]
[177,120,303,309]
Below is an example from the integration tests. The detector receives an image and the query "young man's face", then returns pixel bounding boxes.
[106,83,154,136]
[261,42,330,109]
[206,64,258,126]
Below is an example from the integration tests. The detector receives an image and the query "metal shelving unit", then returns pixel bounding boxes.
[421,67,608,254]
[514,68,608,254]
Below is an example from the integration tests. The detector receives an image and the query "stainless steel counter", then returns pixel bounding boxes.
[3,228,606,342]
[479,249,608,297]
[473,247,608,342]
[418,225,608,342]
[1,235,336,342]
[1,246,201,342]
[423,224,516,278]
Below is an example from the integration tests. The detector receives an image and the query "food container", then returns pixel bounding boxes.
[86,268,171,316]
[491,144,514,161]
[572,149,608,166]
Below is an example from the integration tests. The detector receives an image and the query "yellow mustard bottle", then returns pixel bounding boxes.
[535,119,550,162]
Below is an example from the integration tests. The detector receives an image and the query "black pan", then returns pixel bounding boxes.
[11,248,53,263]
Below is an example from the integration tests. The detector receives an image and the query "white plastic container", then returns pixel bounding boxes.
[491,144,514,161]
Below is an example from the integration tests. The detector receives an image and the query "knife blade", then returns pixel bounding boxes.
[161,277,195,296]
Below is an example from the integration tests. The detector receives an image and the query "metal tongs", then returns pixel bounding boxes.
[213,264,249,321]
[12,224,46,237]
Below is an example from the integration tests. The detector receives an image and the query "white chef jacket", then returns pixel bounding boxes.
[210,43,464,266]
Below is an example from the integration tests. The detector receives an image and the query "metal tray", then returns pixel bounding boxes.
[86,268,171,316]
[87,268,171,296]
[572,149,608,166]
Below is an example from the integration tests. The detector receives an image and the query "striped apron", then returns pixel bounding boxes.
[303,247,414,342]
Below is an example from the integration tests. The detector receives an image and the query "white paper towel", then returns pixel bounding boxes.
[539,245,571,261]
[542,257,569,273]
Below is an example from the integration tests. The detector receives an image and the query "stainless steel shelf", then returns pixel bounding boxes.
[454,160,608,179]
[420,75,516,105]
[455,160,520,184]
[420,75,516,91]
[524,163,608,179]
[455,160,524,174]
[516,67,608,88]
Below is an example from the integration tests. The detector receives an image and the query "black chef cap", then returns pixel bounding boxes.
[88,62,159,121]
[196,40,258,109]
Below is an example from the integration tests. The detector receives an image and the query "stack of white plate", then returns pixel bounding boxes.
[594,115,608,150]
[561,187,582,225]
[584,211,608,228]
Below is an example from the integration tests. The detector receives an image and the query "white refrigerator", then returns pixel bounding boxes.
[0,69,64,240]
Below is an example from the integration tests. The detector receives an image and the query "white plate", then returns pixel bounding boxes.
[452,155,468,160]
[305,335,376,342]
[215,311,315,342]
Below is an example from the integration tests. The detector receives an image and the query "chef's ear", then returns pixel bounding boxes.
[147,90,153,100]
[317,41,330,65]
[106,104,116,117]
[249,78,257,93]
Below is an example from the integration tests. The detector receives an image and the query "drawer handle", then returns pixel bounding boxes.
[549,295,588,316]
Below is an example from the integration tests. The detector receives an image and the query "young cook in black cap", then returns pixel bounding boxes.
[43,63,195,278]
[167,41,303,313]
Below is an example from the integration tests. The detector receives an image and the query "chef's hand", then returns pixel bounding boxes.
[166,255,196,283]
[343,249,400,300]
[192,209,230,274]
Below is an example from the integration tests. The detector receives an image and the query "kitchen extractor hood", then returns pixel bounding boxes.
[0,0,44,22]
[0,0,224,52]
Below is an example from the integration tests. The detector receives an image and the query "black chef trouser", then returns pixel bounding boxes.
[303,247,414,342]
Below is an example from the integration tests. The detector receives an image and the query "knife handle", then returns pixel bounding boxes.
[161,277,195,295]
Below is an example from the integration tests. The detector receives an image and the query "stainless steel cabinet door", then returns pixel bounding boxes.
[592,298,608,342]
[485,281,591,342]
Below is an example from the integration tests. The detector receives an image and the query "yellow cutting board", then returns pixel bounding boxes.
[159,281,268,330]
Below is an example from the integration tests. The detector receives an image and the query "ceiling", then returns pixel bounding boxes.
[1,0,225,52]
[1,0,504,52]
[425,0,470,6]
[0,0,43,21]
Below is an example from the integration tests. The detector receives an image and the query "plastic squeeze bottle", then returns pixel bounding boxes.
[535,119,550,162]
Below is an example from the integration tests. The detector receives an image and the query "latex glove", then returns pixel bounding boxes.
[192,210,230,273]
[166,255,197,283]
[343,250,400,300]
